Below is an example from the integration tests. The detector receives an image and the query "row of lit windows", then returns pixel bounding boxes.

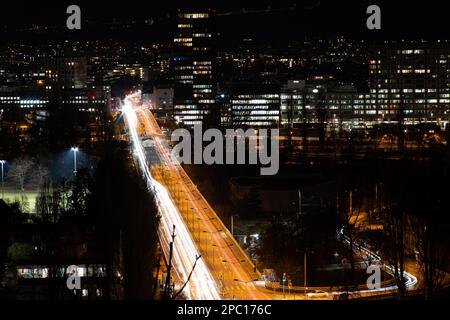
[63,100,106,104]
[397,69,431,74]
[180,13,209,19]
[233,119,277,124]
[174,104,197,109]
[20,99,48,104]
[193,70,211,75]
[233,105,269,111]
[174,38,192,43]
[175,66,192,70]
[193,89,212,93]
[234,94,279,99]
[232,99,279,105]
[174,110,203,115]
[400,50,425,55]
[233,110,279,115]
[0,96,20,100]
[194,65,212,70]
[193,61,212,66]
[78,108,99,112]
[193,93,211,98]
[192,33,212,38]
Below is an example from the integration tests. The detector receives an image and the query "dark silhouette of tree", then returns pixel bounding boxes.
[122,166,160,299]
[412,215,449,300]
[382,204,407,299]
[234,186,261,219]
[43,93,78,151]
[89,141,160,299]
[338,189,365,288]
[8,157,34,192]
[67,167,92,217]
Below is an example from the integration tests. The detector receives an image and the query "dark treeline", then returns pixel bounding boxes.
[245,152,450,298]
[91,140,160,299]
[0,139,160,299]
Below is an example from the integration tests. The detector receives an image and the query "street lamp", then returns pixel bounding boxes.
[231,214,238,236]
[0,160,5,199]
[71,147,79,176]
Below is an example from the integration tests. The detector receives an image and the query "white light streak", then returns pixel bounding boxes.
[122,92,220,300]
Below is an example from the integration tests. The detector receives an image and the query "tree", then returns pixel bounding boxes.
[412,216,449,300]
[7,242,35,261]
[35,180,65,223]
[338,189,365,288]
[122,166,160,299]
[8,157,34,191]
[30,160,50,190]
[90,141,160,299]
[234,187,261,218]
[382,204,407,299]
[67,167,92,216]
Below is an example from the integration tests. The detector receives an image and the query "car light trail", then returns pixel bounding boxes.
[122,92,221,300]
[337,227,418,296]
[136,106,268,300]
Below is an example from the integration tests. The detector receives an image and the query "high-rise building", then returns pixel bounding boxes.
[173,8,216,127]
[45,57,88,90]
[369,43,450,127]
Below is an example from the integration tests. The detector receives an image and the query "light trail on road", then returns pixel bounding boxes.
[136,106,268,300]
[122,92,221,300]
[338,227,418,296]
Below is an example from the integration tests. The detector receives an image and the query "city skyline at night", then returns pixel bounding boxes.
[0,1,449,316]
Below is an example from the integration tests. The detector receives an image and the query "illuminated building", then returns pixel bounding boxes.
[173,8,216,126]
[231,84,280,128]
[150,85,174,118]
[369,43,450,127]
[281,81,379,131]
[45,57,88,90]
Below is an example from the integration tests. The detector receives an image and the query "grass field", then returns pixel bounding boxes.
[1,190,39,213]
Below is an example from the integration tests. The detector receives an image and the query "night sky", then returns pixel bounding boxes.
[1,0,449,43]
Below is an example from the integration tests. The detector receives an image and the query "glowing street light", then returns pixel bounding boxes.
[0,160,5,199]
[71,147,79,176]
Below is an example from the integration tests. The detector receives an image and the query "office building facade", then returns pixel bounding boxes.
[173,8,216,126]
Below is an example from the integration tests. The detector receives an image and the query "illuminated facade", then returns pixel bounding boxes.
[280,43,450,131]
[45,57,88,90]
[173,8,216,126]
[231,84,280,128]
[0,86,110,113]
[369,43,450,127]
[280,81,377,130]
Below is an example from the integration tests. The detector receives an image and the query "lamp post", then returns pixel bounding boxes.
[231,214,238,236]
[0,160,5,199]
[71,147,79,176]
